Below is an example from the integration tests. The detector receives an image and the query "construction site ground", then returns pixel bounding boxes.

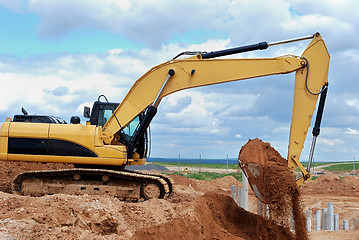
[0,160,358,239]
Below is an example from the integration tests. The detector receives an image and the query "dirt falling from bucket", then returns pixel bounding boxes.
[238,138,308,240]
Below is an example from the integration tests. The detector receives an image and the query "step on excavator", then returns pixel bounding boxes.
[0,33,329,201]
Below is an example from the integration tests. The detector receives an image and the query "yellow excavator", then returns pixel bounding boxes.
[0,32,329,201]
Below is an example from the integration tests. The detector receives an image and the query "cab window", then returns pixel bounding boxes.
[122,117,140,137]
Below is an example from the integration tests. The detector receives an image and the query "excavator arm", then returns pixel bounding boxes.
[102,33,329,185]
[288,33,330,184]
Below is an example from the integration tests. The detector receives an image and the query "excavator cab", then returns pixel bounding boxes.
[84,100,149,159]
[85,101,119,127]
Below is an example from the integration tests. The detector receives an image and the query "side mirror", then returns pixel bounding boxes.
[83,106,90,118]
[70,116,81,124]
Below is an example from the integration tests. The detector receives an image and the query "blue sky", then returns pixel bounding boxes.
[0,7,142,55]
[1,0,359,162]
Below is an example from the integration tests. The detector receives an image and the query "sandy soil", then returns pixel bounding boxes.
[0,160,358,239]
[301,173,359,239]
[165,165,238,173]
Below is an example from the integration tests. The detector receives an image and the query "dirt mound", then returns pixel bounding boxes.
[0,160,357,239]
[0,160,73,193]
[0,190,181,239]
[169,174,240,194]
[301,174,359,196]
[238,138,308,240]
[133,192,295,240]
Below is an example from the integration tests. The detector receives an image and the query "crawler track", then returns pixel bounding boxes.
[13,168,173,201]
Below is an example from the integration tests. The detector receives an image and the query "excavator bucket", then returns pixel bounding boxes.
[238,161,267,203]
[237,138,295,204]
[237,138,269,203]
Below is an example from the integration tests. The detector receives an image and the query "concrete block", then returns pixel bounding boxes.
[343,220,349,230]
[328,202,334,231]
[242,174,249,211]
[306,210,312,232]
[231,185,237,203]
[334,214,339,231]
[354,218,359,229]
[322,208,328,230]
[307,209,312,218]
[237,188,242,207]
[315,210,321,231]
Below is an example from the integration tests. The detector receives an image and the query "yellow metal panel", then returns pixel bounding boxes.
[94,126,104,147]
[9,122,49,138]
[0,122,9,137]
[128,158,146,166]
[94,145,127,159]
[7,154,127,166]
[0,137,7,160]
[49,124,96,152]
[0,123,9,160]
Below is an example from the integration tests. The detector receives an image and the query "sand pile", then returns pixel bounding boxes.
[0,161,73,193]
[169,174,241,193]
[0,190,180,239]
[133,192,295,240]
[0,159,296,239]
[0,157,358,239]
[238,138,308,240]
[301,174,359,196]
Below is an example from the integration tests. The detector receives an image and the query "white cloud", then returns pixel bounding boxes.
[107,49,123,55]
[1,1,359,160]
[1,0,353,52]
[319,138,345,146]
[346,98,359,110]
[273,126,290,134]
[0,0,25,12]
[346,128,359,135]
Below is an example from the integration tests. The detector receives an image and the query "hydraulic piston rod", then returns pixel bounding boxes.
[307,84,328,172]
[201,33,317,59]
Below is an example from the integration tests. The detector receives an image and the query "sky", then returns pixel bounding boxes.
[0,0,359,162]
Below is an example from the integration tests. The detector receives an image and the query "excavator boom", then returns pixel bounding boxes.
[103,33,329,182]
[103,55,303,142]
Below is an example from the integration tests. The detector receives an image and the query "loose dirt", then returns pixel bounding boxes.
[133,192,295,240]
[0,160,73,193]
[0,147,358,239]
[301,174,359,196]
[238,138,308,240]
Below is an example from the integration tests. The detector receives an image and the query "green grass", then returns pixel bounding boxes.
[295,162,331,172]
[300,162,334,168]
[151,161,239,170]
[154,161,335,170]
[169,171,242,182]
[322,163,358,172]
